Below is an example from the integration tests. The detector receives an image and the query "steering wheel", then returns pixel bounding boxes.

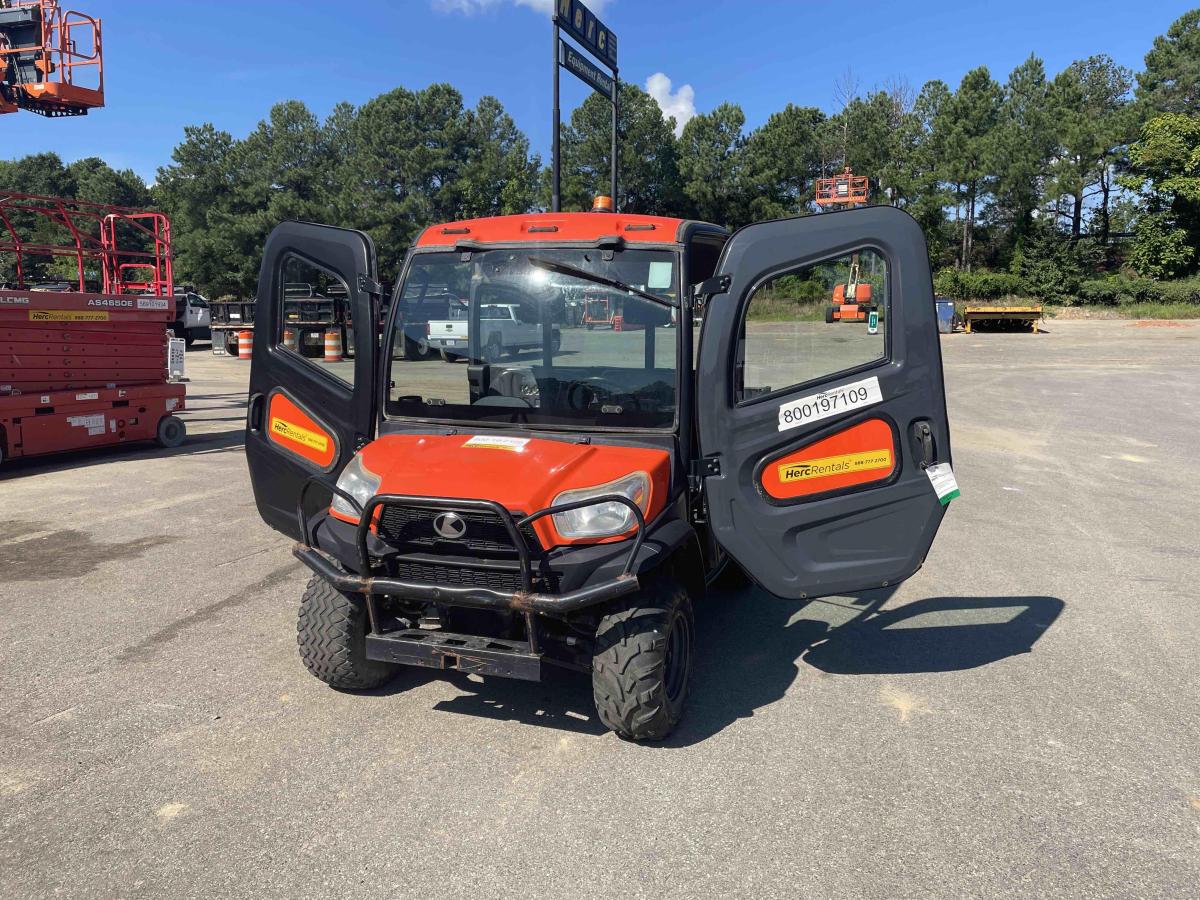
[566,376,641,412]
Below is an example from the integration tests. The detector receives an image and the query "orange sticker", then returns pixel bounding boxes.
[761,418,897,500]
[267,392,337,469]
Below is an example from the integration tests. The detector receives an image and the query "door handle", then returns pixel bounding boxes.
[909,420,935,469]
[247,392,265,432]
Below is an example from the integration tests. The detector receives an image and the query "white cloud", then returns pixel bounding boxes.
[433,0,610,16]
[645,72,695,137]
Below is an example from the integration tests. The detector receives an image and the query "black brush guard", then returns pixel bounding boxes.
[293,480,647,680]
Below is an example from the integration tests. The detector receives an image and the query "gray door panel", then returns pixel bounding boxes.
[245,221,379,540]
[697,206,951,599]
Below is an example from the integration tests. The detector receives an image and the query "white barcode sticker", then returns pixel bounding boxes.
[778,376,883,432]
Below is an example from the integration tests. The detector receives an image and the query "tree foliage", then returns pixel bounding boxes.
[3,9,1198,295]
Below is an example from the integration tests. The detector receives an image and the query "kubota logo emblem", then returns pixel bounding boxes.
[433,513,467,540]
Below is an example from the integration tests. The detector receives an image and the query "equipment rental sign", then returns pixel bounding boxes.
[555,0,617,68]
[559,41,613,99]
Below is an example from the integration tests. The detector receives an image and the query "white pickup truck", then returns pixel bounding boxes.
[426,303,561,362]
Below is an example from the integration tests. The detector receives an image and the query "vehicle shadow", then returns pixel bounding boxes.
[409,587,1064,744]
[665,588,1065,747]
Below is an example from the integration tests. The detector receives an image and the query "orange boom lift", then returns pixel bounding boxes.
[0,0,103,117]
[814,167,876,323]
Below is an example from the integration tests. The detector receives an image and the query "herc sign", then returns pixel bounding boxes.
[555,0,617,67]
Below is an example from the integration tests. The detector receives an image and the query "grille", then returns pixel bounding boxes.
[392,561,523,591]
[377,505,541,555]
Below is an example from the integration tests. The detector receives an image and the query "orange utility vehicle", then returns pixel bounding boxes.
[245,205,954,740]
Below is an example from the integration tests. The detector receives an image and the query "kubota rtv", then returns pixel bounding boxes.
[245,205,954,740]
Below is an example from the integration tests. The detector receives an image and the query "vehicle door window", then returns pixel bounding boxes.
[278,254,355,387]
[736,248,887,402]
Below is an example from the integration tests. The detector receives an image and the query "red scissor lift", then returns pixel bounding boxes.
[0,193,185,466]
[0,0,103,117]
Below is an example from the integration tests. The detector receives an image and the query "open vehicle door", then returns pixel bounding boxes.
[696,206,952,599]
[245,222,381,540]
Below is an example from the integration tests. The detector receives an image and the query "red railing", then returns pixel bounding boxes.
[0,193,172,295]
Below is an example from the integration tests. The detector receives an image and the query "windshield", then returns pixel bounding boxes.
[388,248,679,429]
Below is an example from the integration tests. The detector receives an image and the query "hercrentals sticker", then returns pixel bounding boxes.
[778,449,893,483]
[270,417,329,454]
[29,310,109,322]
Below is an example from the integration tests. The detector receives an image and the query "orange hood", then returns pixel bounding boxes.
[355,433,672,546]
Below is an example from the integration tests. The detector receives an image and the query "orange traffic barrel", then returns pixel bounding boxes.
[324,329,343,362]
[237,330,254,359]
[612,314,624,332]
[282,328,298,352]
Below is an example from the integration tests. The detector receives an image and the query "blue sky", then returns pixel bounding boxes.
[3,0,1193,183]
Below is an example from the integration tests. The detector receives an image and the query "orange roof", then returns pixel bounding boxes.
[414,212,687,248]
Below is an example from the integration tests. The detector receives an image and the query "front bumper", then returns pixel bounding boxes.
[295,484,646,619]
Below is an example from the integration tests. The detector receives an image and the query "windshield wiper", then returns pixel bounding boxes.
[527,257,675,308]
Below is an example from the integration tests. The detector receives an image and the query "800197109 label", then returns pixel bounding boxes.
[777,376,883,432]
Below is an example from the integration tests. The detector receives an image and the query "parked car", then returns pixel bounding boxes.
[427,302,561,362]
[165,291,211,347]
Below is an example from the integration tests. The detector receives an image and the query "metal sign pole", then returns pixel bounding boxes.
[552,17,561,213]
[610,69,618,208]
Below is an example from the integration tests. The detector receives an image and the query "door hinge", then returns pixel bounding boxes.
[692,274,731,307]
[357,273,382,295]
[689,455,721,489]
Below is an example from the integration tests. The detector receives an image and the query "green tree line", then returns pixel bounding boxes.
[2,10,1199,303]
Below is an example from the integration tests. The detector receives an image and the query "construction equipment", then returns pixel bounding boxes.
[962,303,1043,334]
[814,167,876,323]
[0,1,103,117]
[0,194,183,466]
[824,258,879,323]
[815,167,870,209]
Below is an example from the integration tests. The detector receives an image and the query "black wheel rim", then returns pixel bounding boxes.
[664,609,691,704]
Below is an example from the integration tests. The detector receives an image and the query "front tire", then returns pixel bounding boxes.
[592,581,694,741]
[297,576,398,690]
[155,415,186,448]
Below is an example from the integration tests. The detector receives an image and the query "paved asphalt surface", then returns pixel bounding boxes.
[2,320,1198,897]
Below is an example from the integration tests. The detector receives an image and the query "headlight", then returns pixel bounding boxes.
[331,454,381,519]
[551,471,650,539]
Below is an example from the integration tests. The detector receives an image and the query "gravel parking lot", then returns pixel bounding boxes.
[2,319,1198,898]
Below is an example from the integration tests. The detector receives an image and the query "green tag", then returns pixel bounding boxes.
[867,310,879,334]
[925,463,959,506]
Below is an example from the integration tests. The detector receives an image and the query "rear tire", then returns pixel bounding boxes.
[825,306,836,324]
[155,415,186,448]
[439,349,460,363]
[297,575,398,690]
[592,581,694,741]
